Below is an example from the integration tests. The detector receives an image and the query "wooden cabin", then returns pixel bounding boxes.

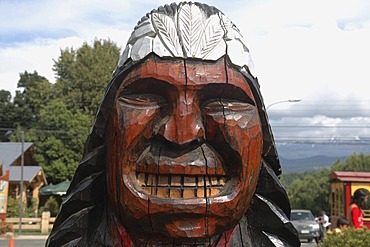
[0,142,47,215]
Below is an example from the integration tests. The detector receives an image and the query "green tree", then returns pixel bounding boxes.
[29,99,90,183]
[332,152,370,172]
[0,90,16,140]
[12,71,53,129]
[286,169,331,215]
[53,39,120,116]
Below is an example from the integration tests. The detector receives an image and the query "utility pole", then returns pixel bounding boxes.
[19,130,24,234]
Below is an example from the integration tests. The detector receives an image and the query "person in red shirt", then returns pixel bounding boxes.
[348,188,369,228]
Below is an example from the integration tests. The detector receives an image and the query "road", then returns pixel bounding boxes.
[301,239,319,247]
[0,236,47,247]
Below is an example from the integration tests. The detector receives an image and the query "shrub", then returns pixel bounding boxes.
[6,197,19,218]
[322,227,370,247]
[44,196,59,217]
[6,197,37,217]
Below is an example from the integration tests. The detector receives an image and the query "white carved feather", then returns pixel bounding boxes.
[178,4,204,57]
[152,13,182,57]
[219,14,233,41]
[117,3,256,76]
[197,15,225,59]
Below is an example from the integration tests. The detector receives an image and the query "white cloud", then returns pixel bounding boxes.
[0,37,87,94]
[271,114,370,142]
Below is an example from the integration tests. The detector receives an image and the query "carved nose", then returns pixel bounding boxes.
[159,104,205,145]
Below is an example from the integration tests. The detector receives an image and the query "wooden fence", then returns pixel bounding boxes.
[5,212,55,234]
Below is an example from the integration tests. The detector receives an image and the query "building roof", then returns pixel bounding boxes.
[330,171,370,182]
[8,166,47,183]
[0,142,47,185]
[0,142,33,168]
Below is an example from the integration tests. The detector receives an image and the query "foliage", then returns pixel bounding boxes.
[43,196,60,217]
[331,153,370,172]
[29,99,91,182]
[12,71,54,129]
[6,197,36,218]
[0,90,16,141]
[280,171,311,187]
[53,39,120,116]
[6,197,20,218]
[321,227,370,247]
[284,169,331,216]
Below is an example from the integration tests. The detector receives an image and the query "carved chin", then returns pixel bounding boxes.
[117,143,252,240]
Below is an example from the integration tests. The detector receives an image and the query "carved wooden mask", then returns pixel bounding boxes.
[105,55,262,245]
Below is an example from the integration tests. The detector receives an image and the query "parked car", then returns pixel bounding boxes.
[291,209,321,243]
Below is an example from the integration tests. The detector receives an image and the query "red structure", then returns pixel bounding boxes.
[0,170,10,228]
[329,171,370,228]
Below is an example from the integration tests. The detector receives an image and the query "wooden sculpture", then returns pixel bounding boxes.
[47,2,300,246]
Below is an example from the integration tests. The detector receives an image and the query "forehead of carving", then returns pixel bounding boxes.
[118,58,185,90]
[118,57,254,100]
[185,59,254,100]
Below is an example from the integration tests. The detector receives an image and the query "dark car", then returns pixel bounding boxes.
[291,209,320,243]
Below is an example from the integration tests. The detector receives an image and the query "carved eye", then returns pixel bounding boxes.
[203,100,255,113]
[118,94,167,109]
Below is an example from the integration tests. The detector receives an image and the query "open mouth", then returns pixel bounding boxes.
[136,172,228,198]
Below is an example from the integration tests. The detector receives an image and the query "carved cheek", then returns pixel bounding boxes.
[205,108,261,153]
[105,101,162,212]
[239,113,263,170]
[114,101,161,150]
[204,107,262,209]
[245,127,263,190]
[204,107,262,177]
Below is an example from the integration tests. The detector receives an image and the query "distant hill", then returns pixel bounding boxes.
[279,155,347,173]
[275,143,370,173]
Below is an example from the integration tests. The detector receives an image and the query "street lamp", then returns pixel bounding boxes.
[266,99,301,110]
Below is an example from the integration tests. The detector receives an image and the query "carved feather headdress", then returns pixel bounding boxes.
[117,2,256,76]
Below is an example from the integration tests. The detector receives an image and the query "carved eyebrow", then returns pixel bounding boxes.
[120,78,176,96]
[198,83,255,105]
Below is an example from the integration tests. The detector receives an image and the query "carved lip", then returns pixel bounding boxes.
[133,144,230,199]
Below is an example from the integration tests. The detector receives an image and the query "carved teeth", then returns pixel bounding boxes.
[184,176,196,186]
[183,189,195,198]
[171,176,181,186]
[170,189,181,198]
[136,172,227,199]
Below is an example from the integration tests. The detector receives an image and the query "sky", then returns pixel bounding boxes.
[1,0,370,146]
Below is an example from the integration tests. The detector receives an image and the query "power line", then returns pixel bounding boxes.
[274,140,370,145]
[0,127,72,134]
[271,125,370,128]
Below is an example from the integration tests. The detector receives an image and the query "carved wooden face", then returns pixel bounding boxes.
[105,56,263,243]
